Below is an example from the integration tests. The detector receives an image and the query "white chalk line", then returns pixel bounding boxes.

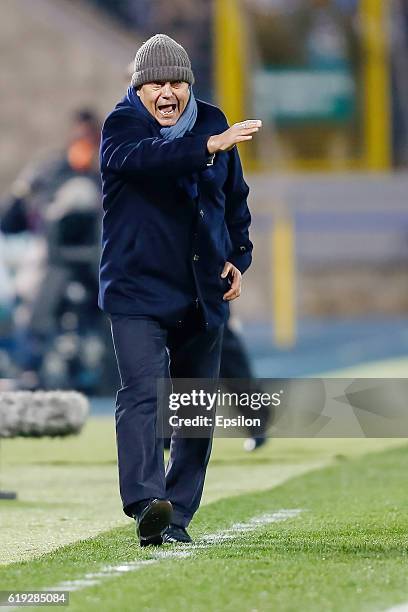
[0,508,303,610]
[384,603,408,611]
[200,509,302,544]
[41,508,303,594]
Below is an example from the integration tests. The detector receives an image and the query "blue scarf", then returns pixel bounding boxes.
[126,85,199,200]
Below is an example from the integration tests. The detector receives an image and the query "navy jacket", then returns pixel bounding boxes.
[98,93,253,330]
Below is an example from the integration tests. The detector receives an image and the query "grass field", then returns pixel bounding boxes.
[1,411,408,611]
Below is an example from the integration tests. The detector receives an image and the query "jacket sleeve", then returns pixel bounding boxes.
[223,146,253,274]
[100,112,212,178]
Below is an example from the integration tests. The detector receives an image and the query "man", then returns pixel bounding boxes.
[0,108,101,235]
[99,34,261,546]
[0,109,101,387]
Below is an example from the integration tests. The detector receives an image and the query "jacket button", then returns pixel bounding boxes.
[199,209,204,217]
[193,254,199,261]
[239,245,246,252]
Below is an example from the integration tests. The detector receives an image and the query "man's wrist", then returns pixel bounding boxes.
[206,135,218,155]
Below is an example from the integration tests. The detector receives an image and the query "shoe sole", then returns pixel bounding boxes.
[137,499,173,547]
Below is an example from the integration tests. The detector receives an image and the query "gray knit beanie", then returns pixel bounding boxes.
[131,34,195,88]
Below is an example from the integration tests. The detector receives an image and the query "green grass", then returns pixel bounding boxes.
[1,443,408,611]
[0,417,402,564]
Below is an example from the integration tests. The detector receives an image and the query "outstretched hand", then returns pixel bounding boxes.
[207,120,262,154]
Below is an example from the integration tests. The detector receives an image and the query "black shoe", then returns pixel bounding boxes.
[135,499,173,547]
[162,524,193,544]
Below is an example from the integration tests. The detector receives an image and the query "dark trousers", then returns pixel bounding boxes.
[109,304,224,528]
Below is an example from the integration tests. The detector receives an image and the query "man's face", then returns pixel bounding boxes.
[137,80,190,126]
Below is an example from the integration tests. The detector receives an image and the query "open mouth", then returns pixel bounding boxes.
[157,103,177,117]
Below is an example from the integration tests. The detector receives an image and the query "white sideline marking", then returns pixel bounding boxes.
[52,559,158,591]
[47,508,303,592]
[201,509,302,544]
[1,508,303,608]
[385,604,408,611]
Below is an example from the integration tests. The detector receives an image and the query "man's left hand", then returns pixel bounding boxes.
[221,262,241,301]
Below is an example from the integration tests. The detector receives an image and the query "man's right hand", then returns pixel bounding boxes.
[207,120,262,154]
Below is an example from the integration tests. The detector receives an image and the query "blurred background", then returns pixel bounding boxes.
[0,0,407,400]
